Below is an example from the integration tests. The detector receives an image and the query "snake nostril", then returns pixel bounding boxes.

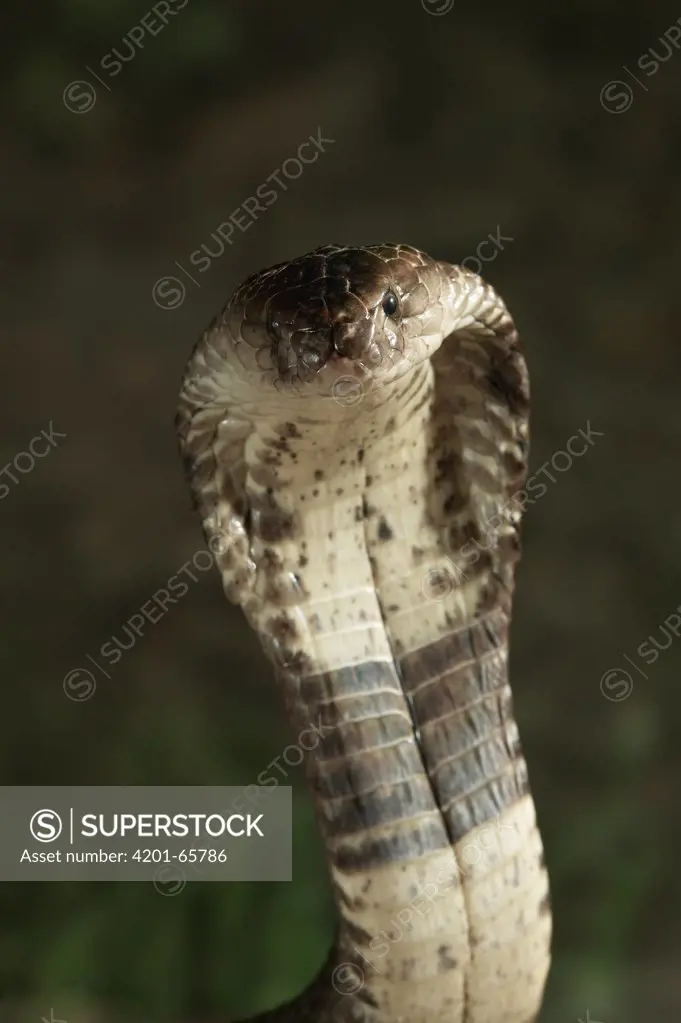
[332,322,367,360]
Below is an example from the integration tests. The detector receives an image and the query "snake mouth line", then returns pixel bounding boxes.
[265,344,426,405]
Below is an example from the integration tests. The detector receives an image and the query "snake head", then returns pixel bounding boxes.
[224,243,453,396]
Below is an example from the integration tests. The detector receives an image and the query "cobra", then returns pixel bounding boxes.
[176,243,551,1023]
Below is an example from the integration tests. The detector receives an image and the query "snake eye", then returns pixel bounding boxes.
[382,291,399,318]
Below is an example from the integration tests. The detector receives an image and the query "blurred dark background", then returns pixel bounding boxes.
[2,0,681,1020]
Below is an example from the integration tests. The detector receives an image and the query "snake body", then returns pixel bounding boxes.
[176,244,551,1023]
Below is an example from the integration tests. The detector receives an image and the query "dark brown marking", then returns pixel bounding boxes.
[250,493,296,542]
[331,817,450,871]
[437,944,458,971]
[342,919,374,946]
[487,353,529,415]
[322,778,437,838]
[399,957,416,981]
[260,547,283,572]
[276,649,315,678]
[300,660,399,704]
[356,987,380,1009]
[362,497,376,518]
[377,516,394,541]
[266,613,299,645]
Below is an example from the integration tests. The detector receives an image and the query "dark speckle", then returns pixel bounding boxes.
[357,988,379,1009]
[354,505,364,522]
[437,945,458,972]
[435,452,458,482]
[377,516,394,541]
[357,448,365,464]
[266,613,299,644]
[279,649,314,675]
[362,497,376,518]
[250,494,295,542]
[314,469,325,481]
[399,958,415,981]
[260,547,283,572]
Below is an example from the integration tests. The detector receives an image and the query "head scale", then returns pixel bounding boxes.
[224,243,448,393]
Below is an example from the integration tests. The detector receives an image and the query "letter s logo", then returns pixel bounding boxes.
[29,809,63,843]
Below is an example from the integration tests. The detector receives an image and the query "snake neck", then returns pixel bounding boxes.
[214,361,550,1023]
